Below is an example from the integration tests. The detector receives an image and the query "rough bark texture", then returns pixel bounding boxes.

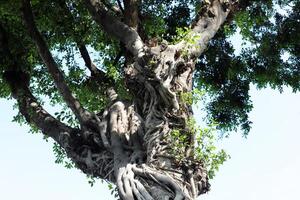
[2,0,235,199]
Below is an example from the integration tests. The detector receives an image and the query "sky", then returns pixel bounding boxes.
[1,85,300,200]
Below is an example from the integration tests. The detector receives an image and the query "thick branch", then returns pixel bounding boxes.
[0,22,78,145]
[84,0,145,59]
[21,0,93,125]
[123,0,139,30]
[177,0,231,57]
[15,79,76,143]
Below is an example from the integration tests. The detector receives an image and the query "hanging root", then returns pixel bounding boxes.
[132,164,188,200]
[115,162,191,200]
[116,163,155,200]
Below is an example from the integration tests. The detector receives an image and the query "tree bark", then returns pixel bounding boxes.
[105,42,211,199]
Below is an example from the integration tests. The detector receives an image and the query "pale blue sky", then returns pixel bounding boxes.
[1,85,300,200]
[201,86,300,200]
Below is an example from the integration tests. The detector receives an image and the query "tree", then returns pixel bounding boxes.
[0,0,299,199]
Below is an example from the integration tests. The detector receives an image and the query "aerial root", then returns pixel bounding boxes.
[117,164,154,200]
[132,164,189,200]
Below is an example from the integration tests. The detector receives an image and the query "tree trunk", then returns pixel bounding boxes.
[68,44,210,200]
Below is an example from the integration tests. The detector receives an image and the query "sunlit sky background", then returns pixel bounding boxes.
[1,85,300,200]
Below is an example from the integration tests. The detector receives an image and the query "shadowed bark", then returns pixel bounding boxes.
[84,0,145,59]
[176,0,232,57]
[124,0,139,30]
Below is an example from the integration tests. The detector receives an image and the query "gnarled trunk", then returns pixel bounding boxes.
[63,44,210,200]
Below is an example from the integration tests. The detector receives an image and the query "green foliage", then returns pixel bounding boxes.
[12,103,44,134]
[170,129,189,160]
[12,111,27,126]
[0,79,10,98]
[172,27,200,45]
[86,177,119,200]
[179,88,205,106]
[142,13,166,38]
[170,27,200,57]
[86,175,96,187]
[170,118,229,179]
[108,183,119,199]
[54,108,79,128]
[53,142,75,169]
[194,122,230,179]
[193,0,300,135]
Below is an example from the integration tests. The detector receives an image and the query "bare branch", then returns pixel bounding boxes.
[78,44,99,75]
[177,0,231,57]
[77,43,113,84]
[83,0,145,59]
[21,0,93,125]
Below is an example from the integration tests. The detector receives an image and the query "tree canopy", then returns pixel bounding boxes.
[0,0,299,199]
[1,0,299,134]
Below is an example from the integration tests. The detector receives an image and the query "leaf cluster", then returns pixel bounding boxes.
[170,118,229,179]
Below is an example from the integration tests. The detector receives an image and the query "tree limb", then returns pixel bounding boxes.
[177,0,231,57]
[1,23,117,179]
[123,0,139,30]
[78,44,99,75]
[52,1,114,85]
[0,23,77,145]
[116,0,124,13]
[21,0,93,125]
[77,43,113,85]
[83,0,145,59]
[13,77,77,144]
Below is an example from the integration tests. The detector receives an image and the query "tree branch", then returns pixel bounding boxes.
[123,0,139,30]
[177,0,231,57]
[83,0,145,59]
[13,77,77,143]
[1,25,77,147]
[77,43,113,85]
[21,0,93,125]
[78,44,99,75]
[52,1,114,85]
[1,23,116,179]
[116,0,124,13]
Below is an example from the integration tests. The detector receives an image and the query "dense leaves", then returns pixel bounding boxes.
[1,0,299,135]
[195,0,300,134]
